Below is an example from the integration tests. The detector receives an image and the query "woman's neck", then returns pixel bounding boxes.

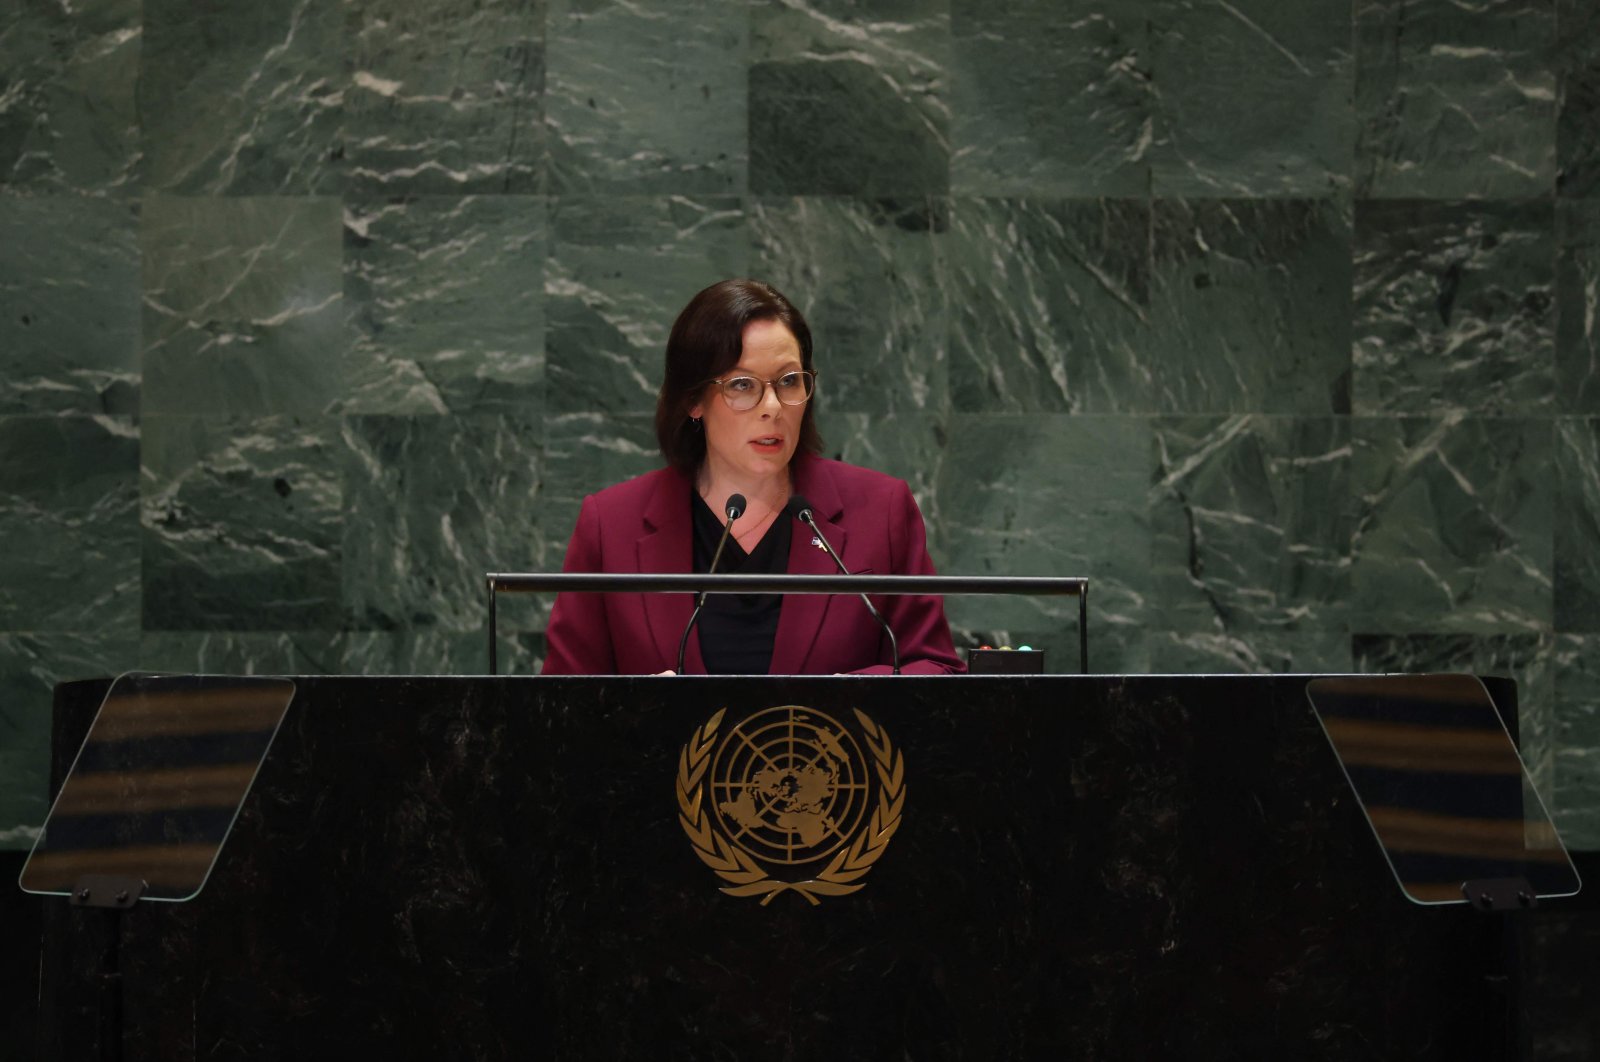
[697,463,792,544]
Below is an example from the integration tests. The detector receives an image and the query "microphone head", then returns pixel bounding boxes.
[785,494,814,522]
[724,493,747,520]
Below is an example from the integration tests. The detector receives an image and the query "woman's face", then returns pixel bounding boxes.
[690,318,806,486]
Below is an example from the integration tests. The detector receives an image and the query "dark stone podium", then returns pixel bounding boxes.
[36,674,1533,1060]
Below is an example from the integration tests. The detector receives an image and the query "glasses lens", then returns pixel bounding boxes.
[721,376,760,411]
[775,372,813,405]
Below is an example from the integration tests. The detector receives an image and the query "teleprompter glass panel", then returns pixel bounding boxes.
[1305,674,1581,906]
[18,673,295,902]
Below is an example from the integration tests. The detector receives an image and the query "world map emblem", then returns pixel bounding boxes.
[676,705,906,905]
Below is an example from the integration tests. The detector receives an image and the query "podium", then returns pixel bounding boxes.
[32,673,1560,1060]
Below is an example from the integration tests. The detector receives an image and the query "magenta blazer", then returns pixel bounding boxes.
[540,455,963,676]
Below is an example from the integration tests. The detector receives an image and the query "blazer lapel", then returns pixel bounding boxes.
[769,458,847,675]
[637,470,703,673]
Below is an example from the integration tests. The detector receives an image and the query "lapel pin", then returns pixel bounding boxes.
[811,536,824,550]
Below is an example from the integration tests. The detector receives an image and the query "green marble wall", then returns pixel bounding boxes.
[2,0,1598,853]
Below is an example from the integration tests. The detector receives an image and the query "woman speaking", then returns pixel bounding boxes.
[540,279,961,676]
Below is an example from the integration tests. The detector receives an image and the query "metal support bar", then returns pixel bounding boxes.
[486,571,1091,676]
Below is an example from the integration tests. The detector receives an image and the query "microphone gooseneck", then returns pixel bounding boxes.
[786,495,901,675]
[675,493,746,674]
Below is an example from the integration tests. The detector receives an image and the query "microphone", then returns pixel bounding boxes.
[676,493,746,674]
[785,495,901,675]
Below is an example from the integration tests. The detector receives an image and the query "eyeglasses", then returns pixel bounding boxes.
[705,370,817,412]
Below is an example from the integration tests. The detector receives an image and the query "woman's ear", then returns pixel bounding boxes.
[688,400,703,420]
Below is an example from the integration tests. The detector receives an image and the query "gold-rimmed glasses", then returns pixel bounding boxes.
[705,370,817,412]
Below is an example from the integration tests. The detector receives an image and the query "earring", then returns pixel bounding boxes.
[689,416,702,430]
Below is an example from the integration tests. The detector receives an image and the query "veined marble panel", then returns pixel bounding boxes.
[1146,630,1353,675]
[1555,417,1600,631]
[1557,0,1600,198]
[0,415,139,632]
[1351,416,1552,633]
[139,0,342,195]
[1149,0,1353,197]
[0,194,139,414]
[341,415,544,633]
[141,196,344,415]
[936,414,1151,649]
[1151,416,1351,633]
[546,0,744,194]
[141,415,343,630]
[750,198,947,415]
[1352,632,1556,805]
[541,412,660,559]
[345,0,544,195]
[1557,200,1600,412]
[949,0,1150,196]
[0,631,137,851]
[343,196,544,415]
[1355,0,1556,198]
[947,198,1151,413]
[136,629,539,678]
[0,0,140,193]
[544,196,747,414]
[1354,200,1555,415]
[1553,634,1600,848]
[824,411,946,511]
[750,0,948,196]
[1147,199,1352,413]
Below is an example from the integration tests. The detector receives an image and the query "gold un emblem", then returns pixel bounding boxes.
[676,705,906,905]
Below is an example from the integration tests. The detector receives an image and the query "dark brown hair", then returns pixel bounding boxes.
[655,279,822,476]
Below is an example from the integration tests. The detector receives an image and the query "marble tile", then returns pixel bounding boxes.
[141,415,343,631]
[1350,417,1553,633]
[345,0,545,195]
[1556,0,1600,198]
[1149,0,1354,197]
[0,631,137,851]
[0,195,139,414]
[749,0,948,196]
[823,411,947,517]
[750,198,947,415]
[1552,635,1600,848]
[541,412,661,561]
[1145,630,1354,675]
[1147,199,1352,413]
[139,0,342,195]
[949,0,1151,196]
[341,415,544,633]
[947,198,1151,413]
[1151,416,1351,632]
[1556,200,1600,412]
[544,196,747,414]
[0,0,141,193]
[135,629,537,678]
[1555,418,1600,631]
[1354,199,1555,415]
[343,196,545,415]
[0,416,139,632]
[1355,0,1556,198]
[936,414,1151,649]
[1352,632,1556,795]
[141,196,344,416]
[545,0,744,194]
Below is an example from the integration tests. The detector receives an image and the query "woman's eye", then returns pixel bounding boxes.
[776,373,801,390]
[726,377,757,394]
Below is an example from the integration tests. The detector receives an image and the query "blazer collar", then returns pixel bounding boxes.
[637,467,702,673]
[769,455,846,675]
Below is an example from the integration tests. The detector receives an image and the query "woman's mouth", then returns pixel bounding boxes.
[750,435,784,453]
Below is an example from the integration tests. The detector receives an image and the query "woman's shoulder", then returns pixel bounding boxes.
[801,456,910,500]
[582,465,685,511]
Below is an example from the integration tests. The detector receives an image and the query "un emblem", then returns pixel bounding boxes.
[676,706,906,905]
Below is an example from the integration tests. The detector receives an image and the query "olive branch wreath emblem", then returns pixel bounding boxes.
[675,707,906,906]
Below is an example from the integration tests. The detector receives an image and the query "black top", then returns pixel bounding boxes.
[691,493,792,674]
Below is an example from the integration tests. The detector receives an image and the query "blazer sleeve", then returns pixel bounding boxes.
[851,479,964,676]
[540,496,617,676]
